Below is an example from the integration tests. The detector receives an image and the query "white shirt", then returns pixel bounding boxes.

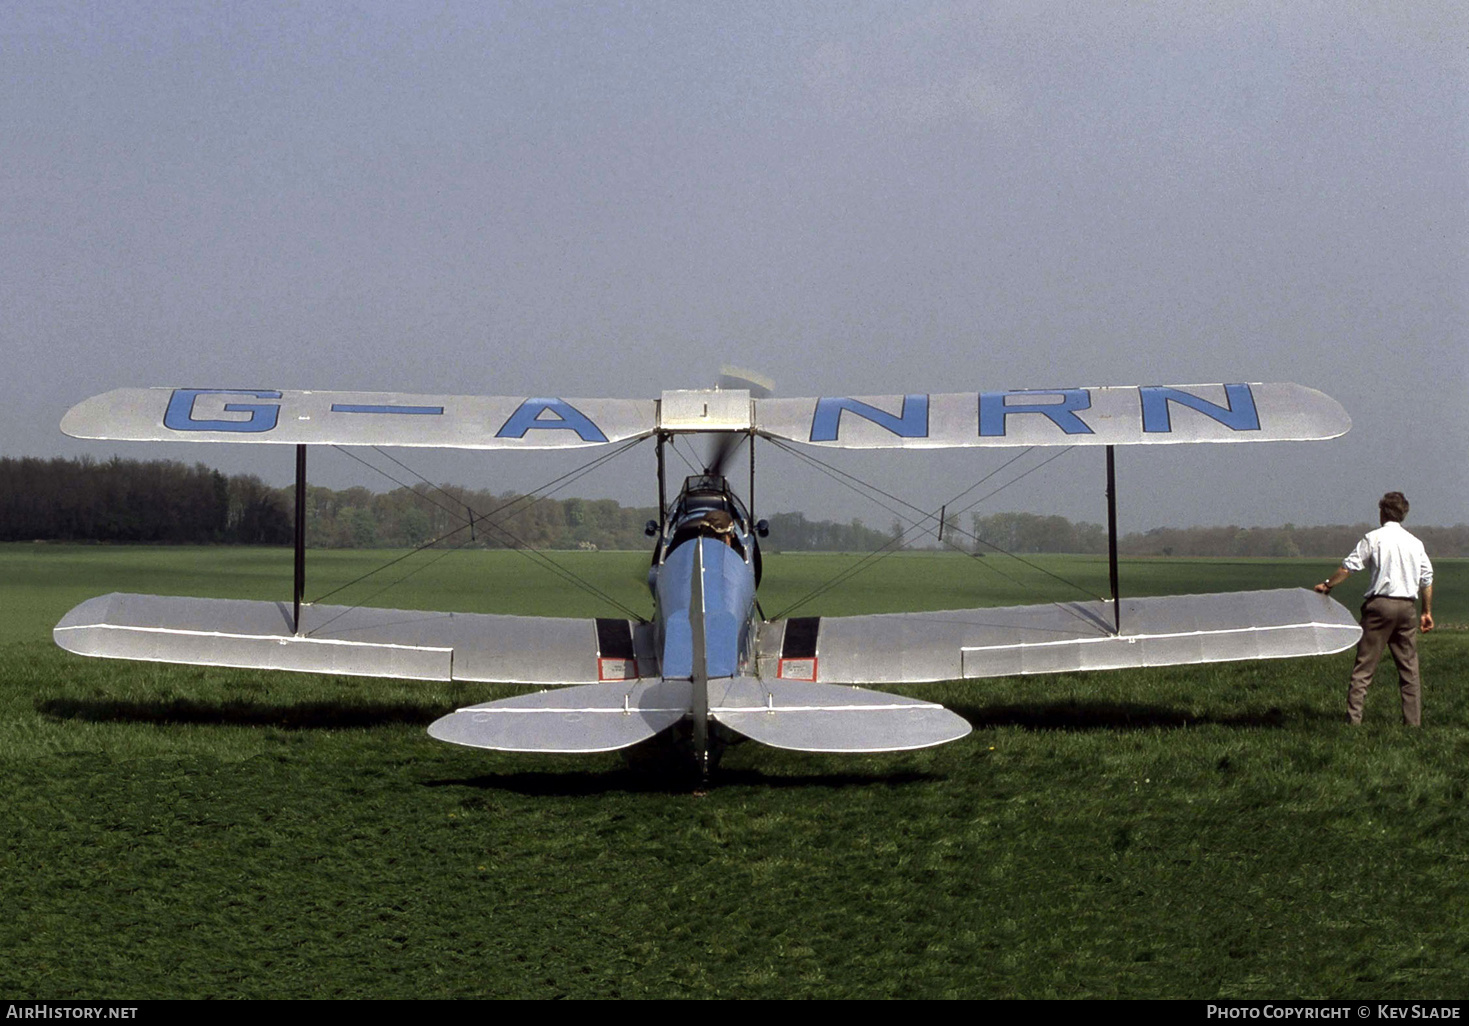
[1342,521,1433,599]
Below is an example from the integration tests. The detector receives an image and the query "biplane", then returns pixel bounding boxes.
[55,379,1362,773]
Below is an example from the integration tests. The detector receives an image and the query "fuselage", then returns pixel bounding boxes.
[650,475,760,682]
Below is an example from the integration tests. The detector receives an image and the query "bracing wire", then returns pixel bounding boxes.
[667,435,703,475]
[304,532,480,636]
[305,437,651,622]
[791,440,1099,599]
[764,439,1106,620]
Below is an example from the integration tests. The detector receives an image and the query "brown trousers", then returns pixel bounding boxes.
[1347,595,1421,726]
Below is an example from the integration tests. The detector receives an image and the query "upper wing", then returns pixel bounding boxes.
[62,382,1347,451]
[757,588,1361,684]
[61,389,656,449]
[755,383,1349,448]
[55,593,658,684]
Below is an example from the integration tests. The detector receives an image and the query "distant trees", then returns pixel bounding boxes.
[963,510,1469,558]
[300,483,659,551]
[0,457,663,549]
[8,456,1468,555]
[761,512,896,552]
[0,457,289,544]
[1121,522,1469,559]
[970,512,1108,555]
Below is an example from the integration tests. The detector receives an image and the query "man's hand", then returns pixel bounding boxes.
[1421,612,1434,632]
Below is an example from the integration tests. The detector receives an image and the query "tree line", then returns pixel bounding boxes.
[0,457,663,550]
[299,483,660,551]
[969,511,1469,558]
[0,457,291,544]
[7,457,1465,556]
[1,457,886,552]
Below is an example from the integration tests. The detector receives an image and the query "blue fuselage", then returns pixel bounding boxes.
[649,476,761,681]
[656,535,757,679]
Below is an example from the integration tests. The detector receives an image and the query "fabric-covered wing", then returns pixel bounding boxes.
[55,593,658,684]
[62,388,656,449]
[756,588,1361,685]
[755,383,1349,449]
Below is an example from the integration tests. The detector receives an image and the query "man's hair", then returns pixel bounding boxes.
[1380,492,1409,522]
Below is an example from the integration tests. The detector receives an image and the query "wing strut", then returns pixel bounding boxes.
[748,429,755,520]
[294,444,307,635]
[656,431,668,534]
[1106,445,1120,635]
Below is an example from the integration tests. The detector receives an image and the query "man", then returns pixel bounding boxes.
[1315,492,1434,726]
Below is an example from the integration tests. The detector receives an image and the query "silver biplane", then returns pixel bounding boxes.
[55,380,1362,772]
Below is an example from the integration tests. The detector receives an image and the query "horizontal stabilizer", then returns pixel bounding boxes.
[760,588,1362,685]
[54,593,656,684]
[429,680,692,753]
[709,677,972,753]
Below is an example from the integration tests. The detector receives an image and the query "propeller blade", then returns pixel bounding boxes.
[706,367,774,474]
[705,432,742,476]
[718,366,774,399]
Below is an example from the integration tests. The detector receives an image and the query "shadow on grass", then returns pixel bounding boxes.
[421,767,940,796]
[36,695,1335,736]
[947,699,1334,731]
[35,696,437,730]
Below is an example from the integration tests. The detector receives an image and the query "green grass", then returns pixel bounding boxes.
[3,544,1468,998]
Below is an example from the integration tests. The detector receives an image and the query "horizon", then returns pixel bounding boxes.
[5,450,1464,536]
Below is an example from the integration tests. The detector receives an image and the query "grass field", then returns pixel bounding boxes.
[4,543,1468,998]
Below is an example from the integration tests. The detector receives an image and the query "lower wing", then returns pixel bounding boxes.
[54,593,657,684]
[757,588,1362,684]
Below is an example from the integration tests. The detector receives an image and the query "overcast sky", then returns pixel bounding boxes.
[3,1,1465,534]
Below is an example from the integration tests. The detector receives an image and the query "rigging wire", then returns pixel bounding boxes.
[667,435,703,475]
[775,440,1039,548]
[765,439,1104,619]
[363,442,642,535]
[784,440,1100,604]
[305,437,651,621]
[367,439,650,620]
[761,443,972,619]
[304,532,480,637]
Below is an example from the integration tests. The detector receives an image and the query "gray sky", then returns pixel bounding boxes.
[4,1,1465,533]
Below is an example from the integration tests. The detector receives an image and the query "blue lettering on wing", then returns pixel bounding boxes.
[495,398,609,442]
[809,395,929,442]
[163,389,283,433]
[1140,384,1260,433]
[330,404,444,415]
[979,390,1094,436]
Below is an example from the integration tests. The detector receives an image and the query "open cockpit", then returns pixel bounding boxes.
[654,474,764,583]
